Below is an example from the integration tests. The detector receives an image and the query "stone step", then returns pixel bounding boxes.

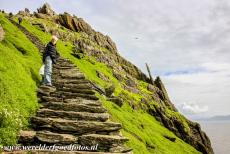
[50,92,99,100]
[18,130,77,145]
[63,98,102,106]
[57,83,93,89]
[41,102,107,113]
[31,117,122,135]
[37,109,109,122]
[36,131,77,145]
[78,134,130,152]
[59,72,85,79]
[53,65,76,69]
[57,88,96,95]
[40,96,63,102]
[54,79,89,85]
[37,86,56,96]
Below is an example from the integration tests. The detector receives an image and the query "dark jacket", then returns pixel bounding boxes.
[43,42,60,64]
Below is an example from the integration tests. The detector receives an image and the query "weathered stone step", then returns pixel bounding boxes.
[31,117,122,135]
[37,109,109,122]
[51,92,99,100]
[57,83,93,89]
[59,72,85,79]
[37,85,56,96]
[54,79,89,85]
[58,88,95,95]
[53,65,76,69]
[63,98,102,106]
[78,134,130,152]
[41,102,107,113]
[18,130,77,145]
[40,96,63,102]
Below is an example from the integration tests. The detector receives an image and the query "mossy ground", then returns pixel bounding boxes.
[0,14,201,153]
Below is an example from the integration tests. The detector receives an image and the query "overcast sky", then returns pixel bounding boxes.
[1,0,230,118]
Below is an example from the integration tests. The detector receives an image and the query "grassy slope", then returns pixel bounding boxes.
[0,14,200,153]
[0,14,41,145]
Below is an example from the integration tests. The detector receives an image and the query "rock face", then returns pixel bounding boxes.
[18,58,131,153]
[154,77,177,111]
[148,105,213,154]
[37,3,56,16]
[0,25,4,41]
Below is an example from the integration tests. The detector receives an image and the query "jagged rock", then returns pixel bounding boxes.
[105,85,115,97]
[125,78,137,88]
[72,17,93,34]
[163,135,176,142]
[58,12,75,31]
[18,130,36,144]
[112,70,125,81]
[37,3,56,16]
[154,77,178,111]
[96,70,110,82]
[31,117,122,134]
[41,102,107,113]
[107,97,123,107]
[25,8,30,14]
[0,26,5,41]
[123,84,139,94]
[148,106,213,154]
[37,109,109,122]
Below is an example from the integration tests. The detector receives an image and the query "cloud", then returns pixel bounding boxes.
[178,103,209,115]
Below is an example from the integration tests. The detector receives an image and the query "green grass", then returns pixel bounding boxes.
[0,14,41,145]
[0,14,202,153]
[98,93,201,154]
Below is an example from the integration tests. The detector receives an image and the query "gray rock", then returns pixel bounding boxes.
[37,3,56,16]
[31,117,122,135]
[37,108,109,122]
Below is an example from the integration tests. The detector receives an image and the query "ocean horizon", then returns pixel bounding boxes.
[199,120,230,154]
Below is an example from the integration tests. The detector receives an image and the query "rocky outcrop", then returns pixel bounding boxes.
[148,106,213,154]
[0,25,4,41]
[153,77,177,111]
[18,58,131,153]
[37,3,56,16]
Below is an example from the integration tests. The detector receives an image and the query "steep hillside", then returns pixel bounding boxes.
[0,3,213,154]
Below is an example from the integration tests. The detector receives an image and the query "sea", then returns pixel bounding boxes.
[199,121,230,154]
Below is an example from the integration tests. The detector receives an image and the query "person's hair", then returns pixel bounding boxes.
[51,35,58,44]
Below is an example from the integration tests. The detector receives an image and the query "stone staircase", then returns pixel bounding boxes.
[8,17,131,153]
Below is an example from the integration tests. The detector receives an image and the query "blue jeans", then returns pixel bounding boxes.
[42,56,52,86]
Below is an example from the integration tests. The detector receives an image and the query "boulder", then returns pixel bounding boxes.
[72,17,93,34]
[58,12,75,31]
[37,3,56,16]
[107,97,123,107]
[105,84,115,97]
[0,26,5,41]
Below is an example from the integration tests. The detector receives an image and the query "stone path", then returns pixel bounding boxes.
[8,17,131,154]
